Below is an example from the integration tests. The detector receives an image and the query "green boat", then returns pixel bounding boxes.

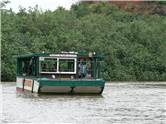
[16,51,105,94]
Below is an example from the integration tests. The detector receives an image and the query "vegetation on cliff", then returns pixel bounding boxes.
[1,2,166,81]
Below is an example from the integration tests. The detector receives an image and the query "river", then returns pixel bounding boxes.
[1,82,166,124]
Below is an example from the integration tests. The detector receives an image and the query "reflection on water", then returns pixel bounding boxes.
[1,82,166,124]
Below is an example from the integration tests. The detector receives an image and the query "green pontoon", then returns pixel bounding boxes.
[16,51,105,94]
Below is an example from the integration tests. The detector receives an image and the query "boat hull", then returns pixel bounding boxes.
[16,77,105,94]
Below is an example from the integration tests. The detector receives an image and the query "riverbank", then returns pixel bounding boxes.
[1,81,166,84]
[107,81,166,84]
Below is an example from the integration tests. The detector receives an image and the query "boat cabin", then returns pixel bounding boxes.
[16,51,103,80]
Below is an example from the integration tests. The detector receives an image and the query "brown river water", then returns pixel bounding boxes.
[1,82,166,124]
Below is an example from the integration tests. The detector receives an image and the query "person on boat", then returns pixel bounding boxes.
[22,62,26,76]
[52,63,57,72]
[42,63,47,72]
[28,61,33,75]
[79,59,87,78]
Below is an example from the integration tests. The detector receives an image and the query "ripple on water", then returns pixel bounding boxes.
[1,82,166,124]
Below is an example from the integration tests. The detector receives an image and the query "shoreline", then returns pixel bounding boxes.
[1,81,166,85]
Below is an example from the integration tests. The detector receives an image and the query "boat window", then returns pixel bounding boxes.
[59,59,74,72]
[22,58,33,76]
[40,58,57,72]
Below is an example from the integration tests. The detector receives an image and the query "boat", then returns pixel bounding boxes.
[16,51,105,94]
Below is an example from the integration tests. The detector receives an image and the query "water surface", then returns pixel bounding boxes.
[1,82,166,124]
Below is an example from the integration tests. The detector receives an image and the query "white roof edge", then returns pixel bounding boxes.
[49,54,77,57]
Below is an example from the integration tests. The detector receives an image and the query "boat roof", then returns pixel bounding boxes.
[16,52,50,58]
[16,51,103,59]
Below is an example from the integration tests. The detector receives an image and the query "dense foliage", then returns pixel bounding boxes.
[1,2,166,81]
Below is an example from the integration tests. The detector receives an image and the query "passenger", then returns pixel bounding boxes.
[79,59,87,78]
[42,63,47,71]
[52,63,57,72]
[28,64,32,75]
[22,62,26,76]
